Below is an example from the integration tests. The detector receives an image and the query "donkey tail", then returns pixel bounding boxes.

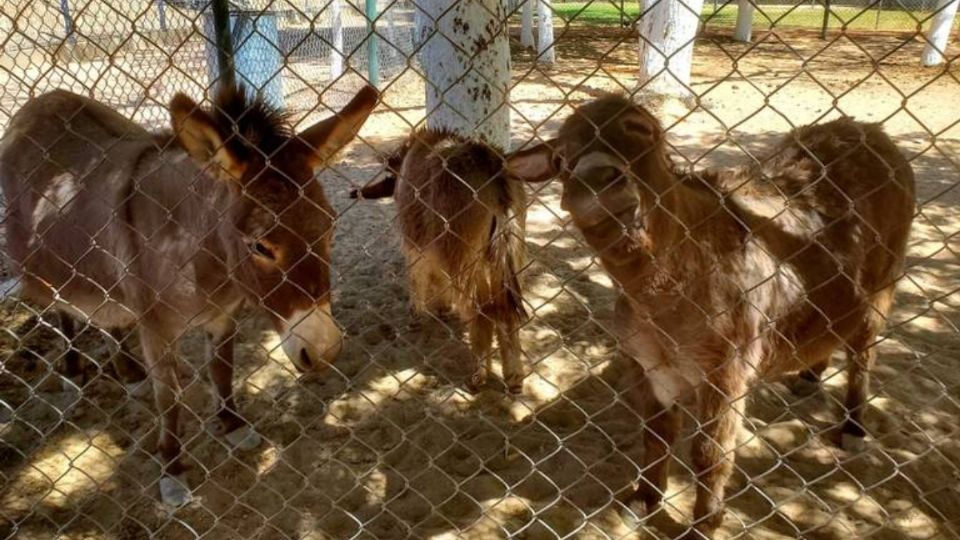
[349,175,397,199]
[484,187,527,325]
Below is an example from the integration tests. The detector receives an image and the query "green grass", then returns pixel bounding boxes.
[550,1,941,32]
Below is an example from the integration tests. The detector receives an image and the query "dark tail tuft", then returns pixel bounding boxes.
[486,196,527,325]
[350,175,397,199]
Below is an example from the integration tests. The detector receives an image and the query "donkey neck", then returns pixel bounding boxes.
[598,153,733,297]
[135,144,250,295]
[633,152,726,250]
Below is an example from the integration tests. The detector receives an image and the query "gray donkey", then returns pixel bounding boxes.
[1,84,378,506]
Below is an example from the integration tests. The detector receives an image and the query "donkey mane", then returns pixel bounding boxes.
[386,127,508,167]
[211,84,293,158]
[154,85,293,156]
[409,126,503,150]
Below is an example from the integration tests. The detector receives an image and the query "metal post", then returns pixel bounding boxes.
[157,0,168,32]
[211,0,236,87]
[821,0,830,39]
[60,0,76,43]
[366,0,380,87]
[875,0,883,29]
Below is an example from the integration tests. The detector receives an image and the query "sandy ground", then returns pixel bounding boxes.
[2,24,960,540]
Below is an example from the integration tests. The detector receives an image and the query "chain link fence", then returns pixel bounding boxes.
[539,0,960,35]
[1,0,959,538]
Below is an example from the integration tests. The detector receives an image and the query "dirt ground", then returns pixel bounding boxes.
[2,25,959,539]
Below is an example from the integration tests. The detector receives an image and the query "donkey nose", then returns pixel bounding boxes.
[293,335,343,373]
[280,303,343,373]
[297,348,313,373]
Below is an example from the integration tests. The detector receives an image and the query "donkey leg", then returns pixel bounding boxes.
[139,327,191,507]
[625,367,681,520]
[497,321,525,394]
[840,285,894,453]
[789,359,829,397]
[205,317,260,451]
[57,313,83,392]
[406,248,436,315]
[840,342,876,453]
[109,328,149,398]
[688,370,747,539]
[466,315,495,392]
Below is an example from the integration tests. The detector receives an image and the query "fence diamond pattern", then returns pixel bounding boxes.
[0,0,958,538]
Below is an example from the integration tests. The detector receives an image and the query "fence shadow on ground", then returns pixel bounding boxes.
[2,120,958,539]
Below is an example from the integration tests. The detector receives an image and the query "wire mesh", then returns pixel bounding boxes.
[1,0,958,538]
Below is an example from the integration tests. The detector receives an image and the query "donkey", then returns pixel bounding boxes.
[58,314,149,396]
[1,84,378,506]
[509,95,915,538]
[350,129,544,393]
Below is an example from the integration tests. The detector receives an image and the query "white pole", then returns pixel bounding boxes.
[537,0,556,66]
[421,0,511,150]
[637,0,705,98]
[521,0,535,49]
[330,0,344,78]
[733,0,754,42]
[922,0,959,66]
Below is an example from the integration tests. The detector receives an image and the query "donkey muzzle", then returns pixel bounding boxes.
[279,303,343,373]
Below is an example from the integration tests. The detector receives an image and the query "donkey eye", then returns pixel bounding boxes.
[250,241,276,261]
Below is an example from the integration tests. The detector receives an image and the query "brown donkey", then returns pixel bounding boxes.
[510,96,915,538]
[1,84,378,506]
[58,314,149,396]
[351,129,543,393]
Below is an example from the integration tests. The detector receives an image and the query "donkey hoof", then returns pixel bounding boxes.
[841,433,868,454]
[506,380,524,395]
[224,425,262,451]
[159,473,193,507]
[465,372,487,393]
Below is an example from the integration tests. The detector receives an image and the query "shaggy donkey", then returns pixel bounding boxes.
[1,84,378,506]
[351,129,548,392]
[510,95,915,538]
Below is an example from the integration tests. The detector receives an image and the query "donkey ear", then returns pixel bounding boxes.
[296,85,379,169]
[506,139,561,183]
[169,94,245,182]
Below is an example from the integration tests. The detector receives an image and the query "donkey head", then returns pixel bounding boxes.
[169,85,378,372]
[507,95,665,231]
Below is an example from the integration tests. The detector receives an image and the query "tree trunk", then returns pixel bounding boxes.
[537,0,556,65]
[330,0,344,77]
[521,0,535,49]
[922,0,958,66]
[637,0,704,98]
[421,0,511,149]
[733,0,753,42]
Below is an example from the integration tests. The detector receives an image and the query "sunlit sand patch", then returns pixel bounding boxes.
[325,368,431,426]
[889,501,941,539]
[250,331,299,395]
[257,446,280,475]
[1,431,121,513]
[364,469,388,504]
[294,512,326,540]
